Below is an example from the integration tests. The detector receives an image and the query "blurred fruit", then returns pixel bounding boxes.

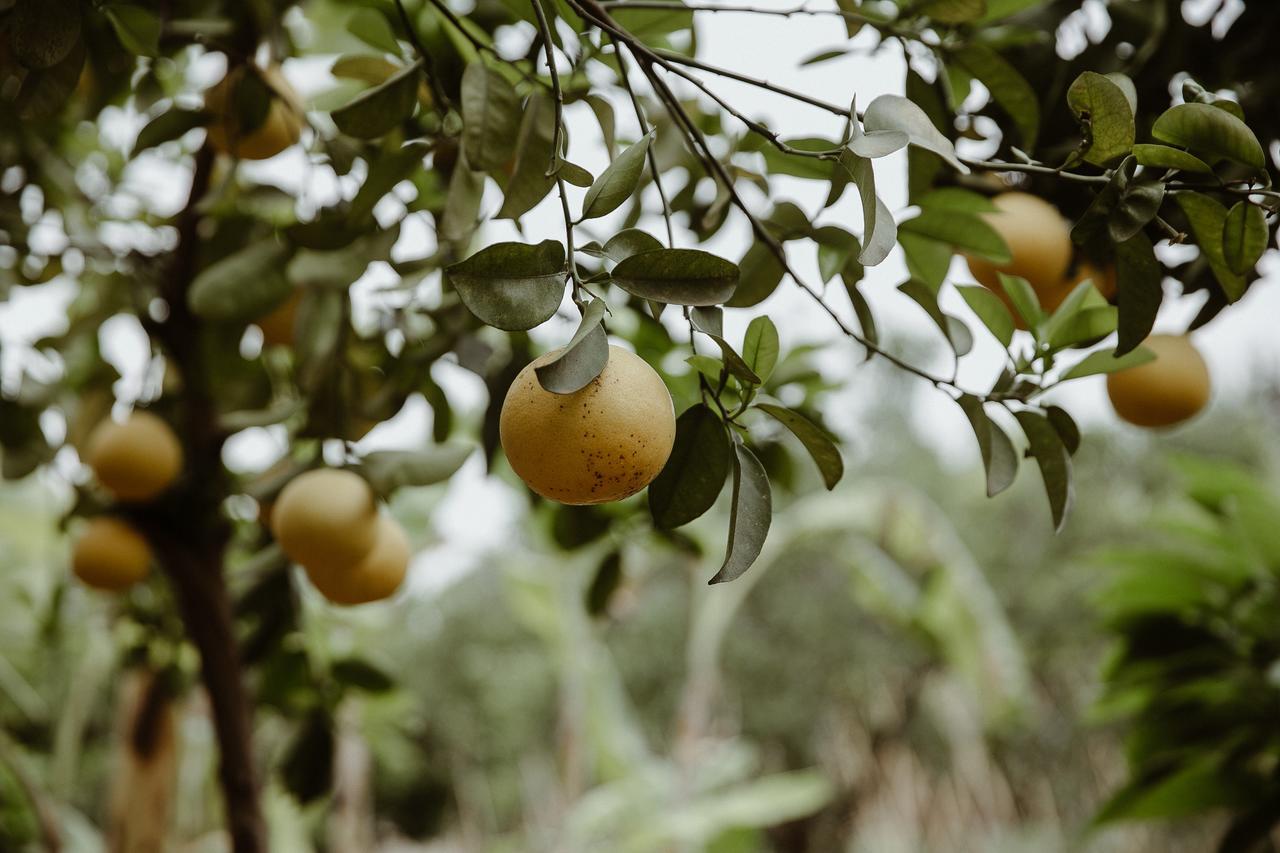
[305,513,409,605]
[1107,334,1210,428]
[205,64,303,161]
[271,468,379,573]
[85,411,183,502]
[72,516,151,591]
[965,192,1074,324]
[500,345,676,505]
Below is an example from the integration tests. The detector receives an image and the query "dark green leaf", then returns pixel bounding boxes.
[446,240,566,331]
[1066,71,1135,166]
[611,249,738,306]
[1151,103,1266,172]
[899,210,1011,262]
[953,43,1040,150]
[956,395,1017,497]
[461,61,520,172]
[497,91,557,219]
[1175,193,1246,302]
[1131,144,1211,174]
[898,232,953,292]
[133,108,211,156]
[725,242,785,308]
[756,403,842,489]
[581,131,654,220]
[603,229,663,263]
[331,657,395,692]
[1014,410,1073,531]
[690,313,761,386]
[648,405,731,529]
[899,280,972,355]
[919,0,986,23]
[1045,405,1080,455]
[1222,201,1267,276]
[347,8,401,56]
[10,0,80,68]
[709,442,773,584]
[105,5,160,57]
[998,273,1044,330]
[559,160,594,188]
[742,316,780,384]
[332,61,422,139]
[535,300,609,394]
[585,550,623,617]
[1114,232,1164,355]
[15,37,84,121]
[188,241,294,321]
[360,444,473,496]
[281,711,333,804]
[955,285,1015,347]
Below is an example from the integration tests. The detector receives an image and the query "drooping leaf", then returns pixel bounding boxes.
[332,61,423,139]
[709,442,773,584]
[558,160,594,188]
[1222,201,1267,276]
[814,226,862,284]
[689,313,762,386]
[862,94,969,173]
[585,550,623,617]
[725,242,785,308]
[842,150,896,266]
[648,405,731,529]
[497,91,557,219]
[899,280,972,356]
[1113,232,1164,355]
[1175,193,1246,302]
[956,394,1017,497]
[898,232,953,292]
[741,316,780,384]
[445,240,567,331]
[188,241,294,321]
[1014,410,1073,531]
[847,130,909,159]
[281,711,334,804]
[1066,71,1135,166]
[1061,346,1156,381]
[953,43,1040,150]
[581,132,655,220]
[460,61,521,172]
[1151,103,1266,172]
[1045,405,1080,455]
[611,249,739,306]
[756,403,842,489]
[956,285,1015,347]
[534,300,609,394]
[360,444,473,496]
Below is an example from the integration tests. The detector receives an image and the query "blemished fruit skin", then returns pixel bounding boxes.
[305,513,409,606]
[1107,334,1211,428]
[271,469,379,574]
[85,412,183,502]
[500,345,676,505]
[73,517,152,591]
[256,289,301,348]
[205,65,303,161]
[965,192,1074,315]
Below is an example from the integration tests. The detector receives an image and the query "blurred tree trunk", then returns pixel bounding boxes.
[108,670,180,853]
[327,705,375,852]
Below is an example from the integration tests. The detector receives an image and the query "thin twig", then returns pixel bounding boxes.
[611,35,675,246]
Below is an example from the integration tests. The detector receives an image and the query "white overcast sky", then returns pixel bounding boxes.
[0,0,1271,592]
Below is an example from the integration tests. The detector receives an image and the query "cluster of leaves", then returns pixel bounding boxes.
[1093,457,1280,850]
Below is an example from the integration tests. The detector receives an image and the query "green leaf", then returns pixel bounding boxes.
[1045,405,1080,455]
[104,5,161,57]
[953,43,1040,150]
[899,210,1011,262]
[281,711,334,804]
[956,395,1017,497]
[603,229,663,263]
[348,144,424,224]
[331,657,395,692]
[1222,201,1267,276]
[1061,346,1156,381]
[919,0,986,23]
[648,405,731,529]
[1048,305,1117,350]
[1066,71,1135,166]
[742,316,780,385]
[689,313,761,386]
[461,61,521,172]
[1175,193,1246,302]
[611,249,739,306]
[955,285,1015,347]
[581,131,654,220]
[899,280,972,356]
[997,273,1044,330]
[534,300,609,394]
[862,94,969,173]
[559,160,594,188]
[1132,144,1211,174]
[584,94,616,154]
[1095,759,1259,824]
[497,91,557,219]
[725,242,785,308]
[916,187,998,214]
[360,444,473,495]
[898,232,953,292]
[1014,410,1073,531]
[445,240,567,331]
[347,8,402,56]
[756,404,842,489]
[814,226,862,284]
[709,442,773,584]
[332,61,422,139]
[133,108,211,156]
[585,550,623,617]
[841,150,896,266]
[1113,232,1164,355]
[331,54,399,85]
[189,240,294,321]
[1151,103,1266,172]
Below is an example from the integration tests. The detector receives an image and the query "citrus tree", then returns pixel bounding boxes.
[1,0,1277,848]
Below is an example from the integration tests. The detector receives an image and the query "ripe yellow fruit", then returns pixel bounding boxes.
[500,345,676,505]
[72,516,151,591]
[271,468,379,574]
[965,192,1074,318]
[1106,334,1211,428]
[85,412,183,502]
[305,514,409,606]
[256,289,301,348]
[205,65,303,161]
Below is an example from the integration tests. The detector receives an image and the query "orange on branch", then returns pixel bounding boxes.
[1106,334,1210,428]
[964,192,1074,323]
[305,513,410,606]
[85,411,184,502]
[72,516,152,591]
[271,468,379,574]
[500,345,676,505]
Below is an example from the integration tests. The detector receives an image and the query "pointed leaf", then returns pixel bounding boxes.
[997,273,1045,330]
[461,61,521,172]
[1014,410,1073,531]
[133,107,211,156]
[535,300,609,394]
[603,228,663,263]
[709,442,772,584]
[863,94,969,173]
[611,249,738,306]
[1132,144,1211,174]
[1061,346,1155,380]
[956,285,1015,347]
[648,404,731,529]
[756,404,843,489]
[497,91,557,219]
[1222,201,1267,276]
[1152,103,1265,172]
[900,210,1010,262]
[742,316,780,384]
[953,43,1040,150]
[956,394,1017,497]
[1176,193,1246,301]
[332,61,422,139]
[189,241,294,321]
[581,131,654,220]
